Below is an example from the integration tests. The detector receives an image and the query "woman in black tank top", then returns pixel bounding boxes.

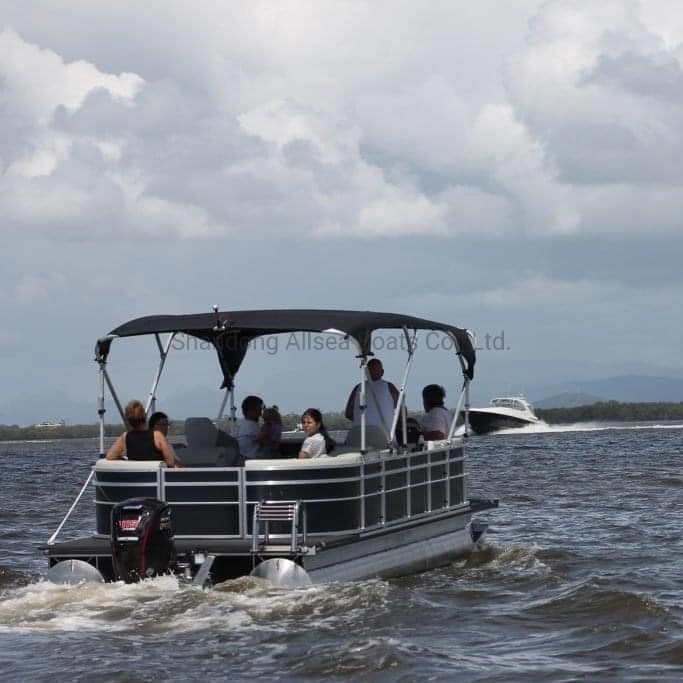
[105,400,178,467]
[125,430,162,461]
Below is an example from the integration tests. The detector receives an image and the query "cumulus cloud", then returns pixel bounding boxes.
[1,1,683,415]
[0,28,234,241]
[0,5,565,242]
[3,1,681,244]
[0,27,141,183]
[0,28,142,123]
[505,0,683,231]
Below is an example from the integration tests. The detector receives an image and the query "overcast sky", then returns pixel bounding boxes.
[2,0,683,423]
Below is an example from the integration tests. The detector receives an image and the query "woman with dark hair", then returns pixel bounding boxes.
[421,384,450,440]
[106,400,178,467]
[298,408,335,459]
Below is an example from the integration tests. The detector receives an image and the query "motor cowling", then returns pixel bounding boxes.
[111,498,175,582]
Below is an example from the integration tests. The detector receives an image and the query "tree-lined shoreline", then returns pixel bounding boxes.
[535,401,683,424]
[1,401,682,441]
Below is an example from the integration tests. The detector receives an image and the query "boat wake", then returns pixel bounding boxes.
[0,566,34,590]
[462,544,552,579]
[0,574,390,634]
[473,420,683,435]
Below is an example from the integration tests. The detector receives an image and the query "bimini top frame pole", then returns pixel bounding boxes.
[96,332,177,456]
[358,356,367,453]
[389,328,419,444]
[213,305,237,427]
[96,335,125,457]
[145,332,176,416]
[216,385,236,428]
[447,329,475,439]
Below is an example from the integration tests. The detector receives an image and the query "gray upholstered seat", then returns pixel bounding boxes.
[185,417,218,447]
[181,417,240,466]
[343,425,390,450]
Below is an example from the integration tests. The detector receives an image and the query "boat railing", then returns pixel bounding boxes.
[91,442,468,542]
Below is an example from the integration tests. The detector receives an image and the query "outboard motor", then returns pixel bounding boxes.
[111,498,176,582]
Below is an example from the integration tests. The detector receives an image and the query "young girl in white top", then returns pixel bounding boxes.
[298,408,335,458]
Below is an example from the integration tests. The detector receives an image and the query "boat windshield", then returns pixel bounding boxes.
[491,398,528,411]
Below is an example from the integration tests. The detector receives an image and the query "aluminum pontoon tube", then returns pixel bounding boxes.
[250,558,312,588]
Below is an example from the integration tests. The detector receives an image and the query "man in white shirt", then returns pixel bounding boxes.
[344,358,399,433]
[421,384,450,440]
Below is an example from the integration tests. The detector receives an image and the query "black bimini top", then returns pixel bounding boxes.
[96,309,475,387]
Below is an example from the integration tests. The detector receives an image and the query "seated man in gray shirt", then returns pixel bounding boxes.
[236,395,267,459]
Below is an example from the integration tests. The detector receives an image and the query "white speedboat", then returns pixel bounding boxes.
[43,308,497,587]
[465,396,539,435]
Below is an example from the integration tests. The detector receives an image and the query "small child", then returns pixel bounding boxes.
[258,405,283,457]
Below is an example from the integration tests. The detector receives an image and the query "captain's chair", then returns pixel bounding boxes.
[343,425,390,451]
[185,417,218,447]
[182,417,240,466]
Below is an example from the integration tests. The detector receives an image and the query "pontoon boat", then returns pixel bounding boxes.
[43,309,497,587]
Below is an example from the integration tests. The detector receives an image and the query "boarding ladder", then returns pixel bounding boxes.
[251,500,306,554]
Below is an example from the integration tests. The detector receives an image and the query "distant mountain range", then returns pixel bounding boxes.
[2,374,683,425]
[528,374,683,408]
[533,392,605,409]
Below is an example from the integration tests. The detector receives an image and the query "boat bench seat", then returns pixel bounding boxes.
[95,458,166,470]
[244,451,365,468]
[332,445,385,456]
[177,445,239,467]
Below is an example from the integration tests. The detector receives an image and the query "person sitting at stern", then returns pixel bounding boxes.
[421,384,450,441]
[236,395,267,459]
[149,411,169,436]
[106,400,179,467]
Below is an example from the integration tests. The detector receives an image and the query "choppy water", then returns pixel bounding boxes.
[1,425,682,681]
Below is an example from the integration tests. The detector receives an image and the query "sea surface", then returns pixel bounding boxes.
[1,423,682,681]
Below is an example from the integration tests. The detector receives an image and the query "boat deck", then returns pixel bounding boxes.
[43,536,256,557]
[41,533,345,583]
